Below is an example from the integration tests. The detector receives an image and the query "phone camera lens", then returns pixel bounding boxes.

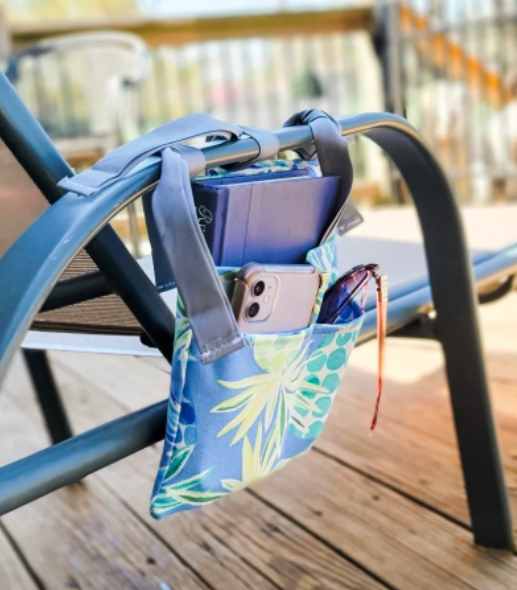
[247,302,260,318]
[253,281,265,297]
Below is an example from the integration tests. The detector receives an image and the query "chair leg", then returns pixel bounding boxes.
[437,320,514,549]
[359,106,514,548]
[23,349,73,445]
[394,316,514,548]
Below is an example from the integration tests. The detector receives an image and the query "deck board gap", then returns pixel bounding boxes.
[312,445,472,532]
[101,484,225,590]
[245,488,398,590]
[0,521,47,590]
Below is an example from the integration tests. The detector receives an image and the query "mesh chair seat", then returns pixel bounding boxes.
[33,250,141,336]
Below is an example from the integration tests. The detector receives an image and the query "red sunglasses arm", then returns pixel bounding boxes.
[371,274,388,431]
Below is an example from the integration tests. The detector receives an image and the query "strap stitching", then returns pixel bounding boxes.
[60,178,96,192]
[199,334,244,360]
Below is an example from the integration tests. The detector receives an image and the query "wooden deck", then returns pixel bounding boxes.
[2,292,517,589]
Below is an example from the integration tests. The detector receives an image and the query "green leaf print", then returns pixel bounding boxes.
[152,445,227,516]
[212,333,328,451]
[163,445,192,481]
[221,424,289,492]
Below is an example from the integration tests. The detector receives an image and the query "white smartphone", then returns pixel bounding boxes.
[232,263,321,334]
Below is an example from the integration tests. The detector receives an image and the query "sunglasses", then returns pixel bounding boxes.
[318,264,388,430]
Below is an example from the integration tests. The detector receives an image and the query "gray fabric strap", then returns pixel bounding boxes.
[153,148,244,363]
[142,145,207,292]
[223,125,280,171]
[58,114,244,196]
[58,116,279,196]
[283,110,362,237]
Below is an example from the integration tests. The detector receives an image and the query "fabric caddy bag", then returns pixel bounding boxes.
[59,110,366,519]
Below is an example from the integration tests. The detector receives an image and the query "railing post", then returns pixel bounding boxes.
[0,5,10,73]
[374,2,404,116]
[373,2,406,204]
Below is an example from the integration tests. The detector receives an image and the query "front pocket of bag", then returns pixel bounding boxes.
[282,317,364,440]
[209,315,364,447]
[151,313,364,519]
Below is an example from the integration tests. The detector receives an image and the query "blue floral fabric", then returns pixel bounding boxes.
[199,157,321,180]
[150,227,364,518]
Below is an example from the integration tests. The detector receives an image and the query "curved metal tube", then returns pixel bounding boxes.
[0,112,512,548]
[0,400,167,516]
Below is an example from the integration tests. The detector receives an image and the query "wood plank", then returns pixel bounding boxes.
[49,350,170,412]
[329,294,517,486]
[0,526,39,590]
[3,353,386,590]
[311,297,517,533]
[252,450,517,590]
[0,394,211,590]
[316,339,472,524]
[9,8,374,49]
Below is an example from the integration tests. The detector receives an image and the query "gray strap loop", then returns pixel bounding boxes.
[283,110,361,236]
[240,126,280,161]
[58,114,244,196]
[223,125,280,171]
[153,148,244,364]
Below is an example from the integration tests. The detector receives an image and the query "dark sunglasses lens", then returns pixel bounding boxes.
[320,269,369,324]
[338,277,369,322]
[336,269,368,296]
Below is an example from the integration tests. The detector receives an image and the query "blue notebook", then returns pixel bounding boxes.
[192,173,341,266]
[145,169,343,291]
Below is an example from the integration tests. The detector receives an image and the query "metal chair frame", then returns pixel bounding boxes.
[0,70,515,550]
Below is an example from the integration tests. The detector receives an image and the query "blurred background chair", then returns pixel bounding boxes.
[4,31,149,255]
[0,32,154,350]
[6,31,148,159]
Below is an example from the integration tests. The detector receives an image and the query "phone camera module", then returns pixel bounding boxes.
[247,302,260,318]
[253,281,265,297]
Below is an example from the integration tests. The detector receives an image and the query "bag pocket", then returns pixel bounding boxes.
[150,313,363,519]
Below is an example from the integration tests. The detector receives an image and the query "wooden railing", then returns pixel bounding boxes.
[8,8,374,48]
[399,3,516,108]
[3,6,381,173]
